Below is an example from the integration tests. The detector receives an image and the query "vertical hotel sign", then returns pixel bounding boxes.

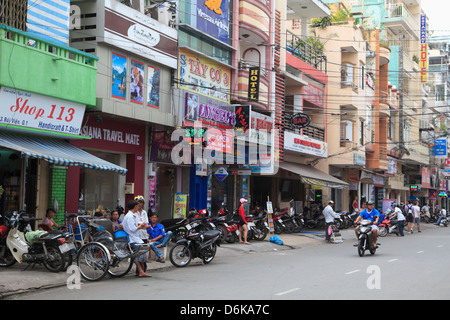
[420,14,428,83]
[248,67,260,102]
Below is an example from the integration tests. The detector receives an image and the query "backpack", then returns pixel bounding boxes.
[406,205,413,217]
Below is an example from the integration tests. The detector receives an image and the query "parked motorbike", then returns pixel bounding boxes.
[333,213,345,230]
[305,211,326,230]
[246,212,269,241]
[292,212,305,232]
[1,211,74,272]
[169,220,221,267]
[160,217,190,243]
[355,220,379,257]
[378,218,399,237]
[272,208,289,234]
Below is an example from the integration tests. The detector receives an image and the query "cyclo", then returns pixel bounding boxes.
[75,215,150,281]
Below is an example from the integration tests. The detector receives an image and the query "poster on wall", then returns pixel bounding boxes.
[130,60,145,104]
[173,194,188,218]
[147,65,161,108]
[196,0,229,44]
[112,53,127,100]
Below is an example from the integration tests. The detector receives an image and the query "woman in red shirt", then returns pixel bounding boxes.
[238,198,250,245]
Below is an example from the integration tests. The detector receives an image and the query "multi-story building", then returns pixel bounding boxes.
[0,0,123,225]
[70,0,180,218]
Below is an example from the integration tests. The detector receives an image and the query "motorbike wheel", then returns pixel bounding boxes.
[77,243,110,281]
[253,223,268,241]
[274,223,283,234]
[378,226,388,237]
[246,228,254,241]
[61,252,73,271]
[284,221,295,234]
[0,246,16,267]
[357,238,365,257]
[169,244,192,268]
[225,232,237,244]
[42,245,66,273]
[202,243,217,264]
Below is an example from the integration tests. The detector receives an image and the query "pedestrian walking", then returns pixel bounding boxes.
[405,201,414,233]
[238,198,250,245]
[412,201,421,232]
[322,200,339,243]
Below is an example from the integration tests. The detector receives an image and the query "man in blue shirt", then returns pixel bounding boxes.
[147,213,173,263]
[354,201,380,248]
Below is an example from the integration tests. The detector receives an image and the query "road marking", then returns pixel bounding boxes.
[417,251,424,254]
[275,288,300,296]
[345,270,360,275]
[388,259,398,262]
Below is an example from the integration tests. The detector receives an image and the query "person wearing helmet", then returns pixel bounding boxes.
[354,200,380,248]
[323,200,339,243]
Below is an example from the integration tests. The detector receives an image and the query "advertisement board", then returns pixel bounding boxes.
[178,48,231,103]
[196,0,230,44]
[0,86,85,135]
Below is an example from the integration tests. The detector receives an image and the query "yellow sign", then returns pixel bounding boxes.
[178,48,231,103]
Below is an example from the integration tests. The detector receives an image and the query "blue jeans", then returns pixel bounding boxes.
[151,231,173,259]
[436,216,445,225]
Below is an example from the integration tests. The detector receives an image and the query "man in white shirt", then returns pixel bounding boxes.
[388,202,405,236]
[322,200,339,243]
[412,201,421,233]
[123,200,151,277]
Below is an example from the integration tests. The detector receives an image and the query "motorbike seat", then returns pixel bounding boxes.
[202,230,221,240]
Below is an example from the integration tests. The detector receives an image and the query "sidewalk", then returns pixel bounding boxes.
[0,229,350,299]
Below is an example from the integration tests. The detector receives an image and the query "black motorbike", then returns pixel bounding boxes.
[356,220,379,257]
[169,219,221,267]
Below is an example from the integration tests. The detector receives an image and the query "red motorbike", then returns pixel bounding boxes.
[270,208,289,234]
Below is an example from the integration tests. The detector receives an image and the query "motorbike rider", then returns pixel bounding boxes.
[354,200,380,248]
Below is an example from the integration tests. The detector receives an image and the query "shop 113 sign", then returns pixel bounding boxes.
[0,86,86,135]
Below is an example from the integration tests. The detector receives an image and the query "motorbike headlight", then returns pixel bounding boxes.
[360,226,370,233]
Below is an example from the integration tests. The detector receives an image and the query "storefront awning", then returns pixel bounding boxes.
[0,133,127,175]
[279,161,349,190]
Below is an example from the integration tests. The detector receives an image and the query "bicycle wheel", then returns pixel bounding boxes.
[77,242,110,281]
[108,255,134,278]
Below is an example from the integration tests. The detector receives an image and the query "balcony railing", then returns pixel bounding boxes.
[0,24,98,106]
[286,30,327,73]
[385,3,419,35]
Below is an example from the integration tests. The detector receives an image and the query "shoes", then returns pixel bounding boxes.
[156,257,165,263]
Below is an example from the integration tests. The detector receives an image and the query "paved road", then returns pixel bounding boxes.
[12,224,450,301]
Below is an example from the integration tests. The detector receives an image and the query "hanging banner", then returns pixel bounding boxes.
[248,67,260,102]
[420,14,428,83]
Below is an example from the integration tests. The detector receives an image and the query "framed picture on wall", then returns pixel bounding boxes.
[112,53,127,100]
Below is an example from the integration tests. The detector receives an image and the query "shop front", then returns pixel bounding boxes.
[0,88,127,225]
[67,114,145,215]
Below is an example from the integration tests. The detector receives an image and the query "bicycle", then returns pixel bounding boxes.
[75,216,151,281]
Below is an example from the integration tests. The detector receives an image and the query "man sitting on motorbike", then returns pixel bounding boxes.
[387,202,405,236]
[354,201,380,248]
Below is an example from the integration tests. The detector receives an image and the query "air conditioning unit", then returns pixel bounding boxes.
[148,162,156,177]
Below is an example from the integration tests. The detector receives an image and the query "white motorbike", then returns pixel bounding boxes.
[2,211,74,272]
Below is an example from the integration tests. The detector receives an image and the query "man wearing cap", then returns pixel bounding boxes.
[323,200,339,243]
[354,201,380,248]
[388,202,405,236]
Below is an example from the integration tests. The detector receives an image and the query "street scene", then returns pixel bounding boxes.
[1,0,450,304]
